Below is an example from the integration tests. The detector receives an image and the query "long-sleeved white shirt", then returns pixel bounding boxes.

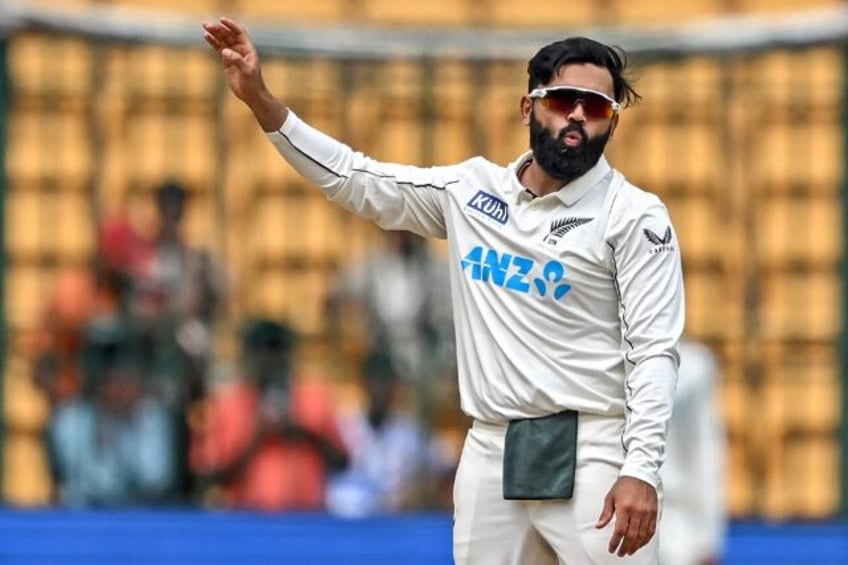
[267,111,684,487]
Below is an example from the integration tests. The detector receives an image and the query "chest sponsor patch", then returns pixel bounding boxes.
[466,190,509,225]
[460,245,572,302]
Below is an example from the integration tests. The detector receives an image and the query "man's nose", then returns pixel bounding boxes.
[566,101,587,123]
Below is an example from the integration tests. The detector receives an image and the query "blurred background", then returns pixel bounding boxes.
[0,0,847,563]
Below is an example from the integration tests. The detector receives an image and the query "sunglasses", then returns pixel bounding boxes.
[528,86,620,120]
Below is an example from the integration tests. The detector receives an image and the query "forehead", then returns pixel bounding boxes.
[549,64,614,97]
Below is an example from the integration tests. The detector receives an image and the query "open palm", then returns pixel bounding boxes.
[202,17,264,103]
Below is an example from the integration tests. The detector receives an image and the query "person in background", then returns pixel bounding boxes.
[326,348,433,517]
[131,181,227,499]
[659,338,727,565]
[49,319,177,507]
[327,230,454,384]
[326,230,458,464]
[31,216,154,501]
[190,319,348,511]
[131,180,227,404]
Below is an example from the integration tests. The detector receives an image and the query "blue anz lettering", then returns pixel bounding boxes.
[506,256,532,292]
[482,249,512,286]
[460,245,484,280]
[460,246,571,302]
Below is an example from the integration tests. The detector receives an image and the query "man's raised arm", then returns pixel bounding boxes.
[203,17,288,132]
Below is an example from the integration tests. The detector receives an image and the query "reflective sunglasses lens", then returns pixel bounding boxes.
[542,90,613,119]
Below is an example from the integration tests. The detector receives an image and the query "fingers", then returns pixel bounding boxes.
[219,16,248,39]
[617,514,642,557]
[607,511,627,555]
[203,32,224,52]
[599,477,658,556]
[202,22,228,44]
[609,508,657,557]
[202,17,247,47]
[594,492,615,529]
[221,48,252,73]
[202,18,254,72]
[639,511,657,546]
[202,31,245,68]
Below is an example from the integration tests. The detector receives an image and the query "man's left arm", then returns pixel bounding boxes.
[596,198,685,557]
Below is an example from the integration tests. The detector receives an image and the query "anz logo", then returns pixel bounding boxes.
[460,246,572,301]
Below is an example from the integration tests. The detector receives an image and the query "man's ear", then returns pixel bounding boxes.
[608,113,620,140]
[520,95,533,126]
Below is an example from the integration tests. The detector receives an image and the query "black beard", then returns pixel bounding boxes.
[529,111,611,183]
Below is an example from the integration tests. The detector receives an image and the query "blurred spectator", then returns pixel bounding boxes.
[98,210,156,309]
[659,338,727,565]
[49,319,177,507]
[326,349,432,517]
[132,181,226,403]
[30,214,154,498]
[31,213,152,410]
[131,181,227,498]
[190,319,348,512]
[327,231,454,383]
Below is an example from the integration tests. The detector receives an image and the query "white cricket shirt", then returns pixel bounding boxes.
[267,112,685,487]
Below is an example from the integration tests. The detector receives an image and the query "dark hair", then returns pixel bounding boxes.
[361,348,397,383]
[155,180,188,207]
[241,318,297,353]
[527,37,640,107]
[80,319,144,394]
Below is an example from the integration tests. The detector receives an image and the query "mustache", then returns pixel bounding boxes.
[559,122,587,143]
[529,109,609,181]
[556,122,587,154]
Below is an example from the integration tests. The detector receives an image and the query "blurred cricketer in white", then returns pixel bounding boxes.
[659,339,726,565]
[204,17,684,564]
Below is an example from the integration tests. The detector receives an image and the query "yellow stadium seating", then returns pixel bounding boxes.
[757,197,842,268]
[8,36,93,102]
[5,265,51,331]
[7,111,92,185]
[760,271,840,341]
[3,0,845,519]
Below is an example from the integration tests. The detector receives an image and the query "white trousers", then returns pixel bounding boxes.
[453,415,660,565]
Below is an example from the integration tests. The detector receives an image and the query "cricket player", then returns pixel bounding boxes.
[203,17,684,564]
[659,338,726,565]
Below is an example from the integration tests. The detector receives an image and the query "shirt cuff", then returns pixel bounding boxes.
[618,466,659,490]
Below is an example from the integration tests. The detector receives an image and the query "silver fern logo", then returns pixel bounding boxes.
[544,217,593,245]
[643,226,675,254]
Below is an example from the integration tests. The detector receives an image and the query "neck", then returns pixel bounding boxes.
[520,160,573,197]
[158,229,182,245]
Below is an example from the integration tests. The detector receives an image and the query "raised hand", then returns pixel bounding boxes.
[202,17,287,131]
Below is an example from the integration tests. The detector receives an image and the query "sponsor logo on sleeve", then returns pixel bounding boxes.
[643,226,675,255]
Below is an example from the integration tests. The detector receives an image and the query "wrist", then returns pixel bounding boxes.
[246,89,288,132]
[618,467,658,490]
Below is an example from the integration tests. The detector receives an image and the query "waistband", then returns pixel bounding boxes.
[472,412,624,434]
[472,419,508,433]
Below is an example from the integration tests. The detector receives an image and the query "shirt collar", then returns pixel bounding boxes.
[511,152,612,207]
[555,155,611,206]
